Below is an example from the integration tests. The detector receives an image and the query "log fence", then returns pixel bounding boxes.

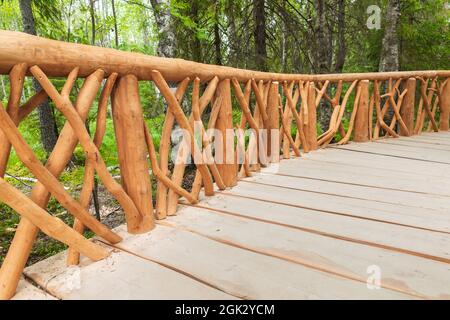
[0,31,449,299]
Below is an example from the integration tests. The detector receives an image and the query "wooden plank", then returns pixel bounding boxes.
[194,194,450,264]
[12,278,57,300]
[334,142,450,164]
[107,224,411,299]
[374,139,450,152]
[164,206,448,299]
[302,148,450,178]
[402,136,450,145]
[24,250,234,300]
[244,172,450,212]
[224,182,450,234]
[271,158,450,197]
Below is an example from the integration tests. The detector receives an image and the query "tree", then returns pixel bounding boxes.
[253,0,267,71]
[111,0,119,47]
[18,0,59,154]
[150,0,177,58]
[379,0,400,72]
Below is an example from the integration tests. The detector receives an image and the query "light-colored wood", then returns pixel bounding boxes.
[272,157,450,197]
[155,78,190,219]
[198,193,449,253]
[415,79,437,134]
[191,78,226,191]
[31,66,146,234]
[0,69,105,301]
[266,82,280,161]
[0,63,27,177]
[373,80,399,139]
[161,208,419,299]
[112,74,155,233]
[3,31,448,83]
[151,70,215,200]
[335,141,450,164]
[111,224,412,299]
[15,132,450,300]
[374,138,450,151]
[224,180,450,234]
[243,172,450,217]
[306,82,317,150]
[400,78,416,136]
[321,80,359,147]
[215,79,237,186]
[12,278,57,300]
[440,79,450,131]
[165,79,218,215]
[25,250,235,300]
[191,96,223,199]
[68,72,118,266]
[17,89,49,121]
[0,178,110,262]
[337,82,362,145]
[185,199,450,299]
[354,80,370,142]
[278,95,300,157]
[144,122,198,204]
[281,82,295,158]
[0,100,122,243]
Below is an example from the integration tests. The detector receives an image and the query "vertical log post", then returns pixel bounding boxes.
[354,80,370,142]
[267,82,280,162]
[112,75,154,233]
[307,82,318,150]
[215,79,237,187]
[400,78,416,136]
[440,79,450,131]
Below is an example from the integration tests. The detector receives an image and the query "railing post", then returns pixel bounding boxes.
[215,79,237,187]
[400,78,416,136]
[307,82,318,150]
[354,80,370,142]
[112,75,154,233]
[440,78,450,131]
[267,81,280,162]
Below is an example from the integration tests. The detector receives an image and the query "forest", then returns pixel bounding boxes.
[0,0,449,265]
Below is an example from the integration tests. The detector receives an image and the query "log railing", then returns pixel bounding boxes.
[0,31,449,299]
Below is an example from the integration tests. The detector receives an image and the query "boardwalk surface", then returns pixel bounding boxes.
[15,132,450,300]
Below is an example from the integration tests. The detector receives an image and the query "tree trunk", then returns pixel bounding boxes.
[190,0,202,62]
[226,1,238,67]
[150,0,177,58]
[19,0,58,154]
[89,0,96,45]
[334,0,346,73]
[111,0,119,47]
[379,0,400,72]
[379,0,400,127]
[315,0,333,133]
[253,0,267,71]
[214,1,222,66]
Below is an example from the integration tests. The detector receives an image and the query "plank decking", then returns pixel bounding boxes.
[15,132,450,300]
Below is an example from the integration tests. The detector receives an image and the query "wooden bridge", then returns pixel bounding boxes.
[1,31,449,300]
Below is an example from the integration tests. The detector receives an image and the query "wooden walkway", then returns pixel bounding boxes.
[14,132,450,300]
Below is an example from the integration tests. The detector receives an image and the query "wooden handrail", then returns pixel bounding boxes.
[0,30,449,300]
[0,30,449,82]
